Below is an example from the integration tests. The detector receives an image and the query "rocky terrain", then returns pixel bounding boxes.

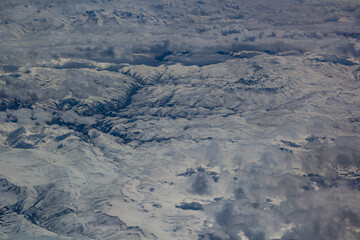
[0,0,360,239]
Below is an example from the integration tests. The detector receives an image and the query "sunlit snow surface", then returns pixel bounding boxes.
[1,0,360,239]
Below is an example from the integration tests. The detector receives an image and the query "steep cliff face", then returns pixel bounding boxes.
[0,1,360,239]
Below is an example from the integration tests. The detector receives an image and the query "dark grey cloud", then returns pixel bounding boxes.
[0,76,40,103]
[233,187,246,200]
[202,183,360,240]
[302,136,360,174]
[280,187,360,240]
[73,46,117,61]
[199,137,360,240]
[189,172,213,196]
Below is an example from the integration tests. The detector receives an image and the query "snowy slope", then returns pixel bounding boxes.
[1,0,360,239]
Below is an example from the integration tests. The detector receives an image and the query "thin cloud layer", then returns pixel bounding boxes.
[0,0,359,239]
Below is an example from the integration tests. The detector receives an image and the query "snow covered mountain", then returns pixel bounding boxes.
[1,0,360,239]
